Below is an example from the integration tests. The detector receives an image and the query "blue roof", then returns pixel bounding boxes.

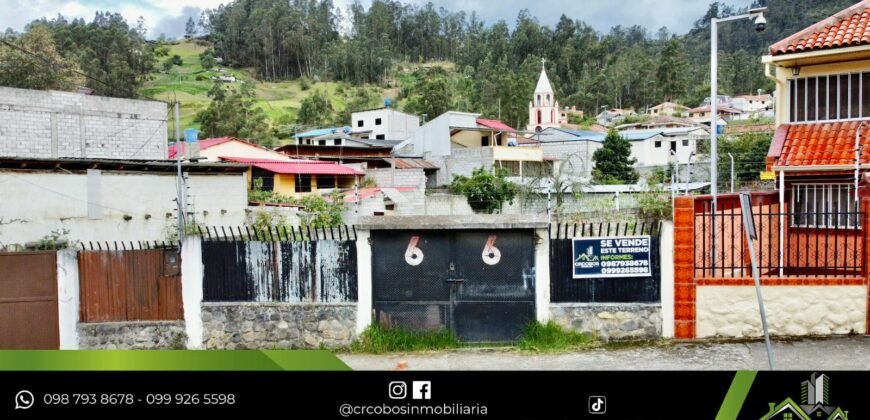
[294,127,339,139]
[551,128,606,142]
[617,130,664,141]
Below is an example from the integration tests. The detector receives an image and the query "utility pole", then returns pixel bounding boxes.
[174,101,185,242]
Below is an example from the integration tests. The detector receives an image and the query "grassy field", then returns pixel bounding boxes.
[141,40,388,140]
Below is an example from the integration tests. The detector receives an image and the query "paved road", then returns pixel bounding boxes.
[339,336,870,370]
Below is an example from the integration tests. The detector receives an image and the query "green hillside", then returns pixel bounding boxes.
[140,40,392,143]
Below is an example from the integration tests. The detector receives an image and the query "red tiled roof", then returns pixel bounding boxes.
[767,122,870,169]
[344,187,416,203]
[168,137,234,158]
[688,105,742,114]
[220,156,364,176]
[770,2,870,56]
[476,118,515,132]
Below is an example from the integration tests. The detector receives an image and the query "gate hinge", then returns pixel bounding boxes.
[367,236,373,246]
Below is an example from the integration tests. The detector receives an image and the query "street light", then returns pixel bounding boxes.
[710,6,767,271]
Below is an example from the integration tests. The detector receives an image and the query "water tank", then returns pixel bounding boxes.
[343,126,351,134]
[184,128,199,143]
[384,98,392,108]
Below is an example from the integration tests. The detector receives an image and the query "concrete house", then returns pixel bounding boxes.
[648,102,689,118]
[351,106,420,140]
[168,137,294,162]
[396,111,545,186]
[220,157,363,199]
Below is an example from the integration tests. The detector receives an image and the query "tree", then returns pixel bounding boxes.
[199,49,216,70]
[196,80,275,146]
[592,128,638,184]
[296,90,334,127]
[185,17,196,38]
[656,39,689,102]
[451,167,519,214]
[0,25,85,90]
[403,67,451,120]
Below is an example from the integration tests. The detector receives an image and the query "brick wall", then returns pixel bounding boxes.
[365,168,426,188]
[673,196,696,339]
[0,87,167,160]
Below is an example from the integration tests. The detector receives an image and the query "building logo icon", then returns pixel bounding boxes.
[575,246,599,263]
[760,373,850,419]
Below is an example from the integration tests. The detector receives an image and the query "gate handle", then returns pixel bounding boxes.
[446,278,465,283]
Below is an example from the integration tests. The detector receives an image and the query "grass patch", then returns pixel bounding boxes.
[351,325,461,354]
[518,321,595,352]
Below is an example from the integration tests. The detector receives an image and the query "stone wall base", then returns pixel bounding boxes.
[202,303,357,349]
[549,303,662,341]
[78,321,187,349]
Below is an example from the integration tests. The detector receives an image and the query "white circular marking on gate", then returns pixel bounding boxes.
[405,235,424,266]
[482,235,501,265]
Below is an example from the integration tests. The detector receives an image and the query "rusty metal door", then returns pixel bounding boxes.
[79,249,183,322]
[0,252,59,349]
[372,230,535,342]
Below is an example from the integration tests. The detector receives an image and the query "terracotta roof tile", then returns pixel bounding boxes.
[768,122,870,169]
[771,2,870,56]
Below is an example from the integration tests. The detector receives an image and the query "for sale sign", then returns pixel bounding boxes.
[572,236,652,279]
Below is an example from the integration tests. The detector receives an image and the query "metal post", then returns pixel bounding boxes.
[856,123,863,207]
[740,193,775,370]
[710,17,719,273]
[779,171,785,277]
[728,152,735,193]
[174,101,185,240]
[671,162,676,201]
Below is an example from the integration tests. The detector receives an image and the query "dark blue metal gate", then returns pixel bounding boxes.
[372,230,535,342]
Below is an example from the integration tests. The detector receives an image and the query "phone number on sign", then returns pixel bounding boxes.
[42,393,236,406]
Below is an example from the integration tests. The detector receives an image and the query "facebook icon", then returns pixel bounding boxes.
[412,381,431,400]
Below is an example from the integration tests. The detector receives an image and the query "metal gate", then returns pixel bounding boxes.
[0,252,59,349]
[372,230,535,342]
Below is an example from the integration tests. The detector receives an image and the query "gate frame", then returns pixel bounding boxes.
[355,215,551,335]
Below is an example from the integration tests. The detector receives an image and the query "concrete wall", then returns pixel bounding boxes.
[419,192,639,217]
[201,303,356,349]
[550,303,662,340]
[56,250,80,349]
[77,321,187,349]
[195,141,292,162]
[351,108,420,141]
[365,168,427,188]
[432,147,494,186]
[0,171,248,245]
[0,86,167,160]
[696,285,868,338]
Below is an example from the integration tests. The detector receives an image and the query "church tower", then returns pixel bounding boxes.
[528,59,565,132]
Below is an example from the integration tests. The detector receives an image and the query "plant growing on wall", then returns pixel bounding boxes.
[451,167,519,214]
[635,183,673,221]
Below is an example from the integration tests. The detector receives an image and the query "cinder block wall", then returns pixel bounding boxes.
[0,86,168,159]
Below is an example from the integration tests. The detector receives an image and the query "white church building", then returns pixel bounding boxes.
[527,60,568,132]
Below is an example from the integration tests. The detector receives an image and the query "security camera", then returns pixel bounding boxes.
[754,14,767,32]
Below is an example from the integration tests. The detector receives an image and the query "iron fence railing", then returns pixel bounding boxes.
[198,225,357,242]
[695,207,864,278]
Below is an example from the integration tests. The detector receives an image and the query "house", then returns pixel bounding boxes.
[764,0,870,227]
[351,106,420,140]
[760,373,849,420]
[648,102,689,118]
[219,157,363,199]
[559,106,584,124]
[528,61,568,132]
[701,94,734,107]
[396,111,545,185]
[687,105,744,121]
[621,127,707,170]
[294,127,353,145]
[275,135,401,168]
[0,157,248,246]
[734,93,773,113]
[596,108,637,127]
[168,137,294,162]
[617,115,700,131]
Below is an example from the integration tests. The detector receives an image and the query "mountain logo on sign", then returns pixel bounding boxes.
[575,246,599,263]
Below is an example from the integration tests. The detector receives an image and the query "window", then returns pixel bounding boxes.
[789,71,870,122]
[537,95,541,106]
[375,118,382,125]
[316,175,336,189]
[318,140,326,146]
[682,139,689,147]
[783,412,793,420]
[791,184,860,228]
[481,136,490,147]
[295,174,312,193]
[654,140,661,148]
[251,168,274,192]
[357,120,364,127]
[376,134,385,140]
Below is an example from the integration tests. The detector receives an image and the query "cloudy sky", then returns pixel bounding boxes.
[2,0,756,39]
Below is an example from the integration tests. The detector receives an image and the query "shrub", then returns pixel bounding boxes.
[351,324,460,354]
[451,167,518,214]
[518,321,594,352]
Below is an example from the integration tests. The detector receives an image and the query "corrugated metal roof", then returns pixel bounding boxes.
[220,156,363,175]
[476,118,515,132]
[385,158,439,169]
[294,127,340,139]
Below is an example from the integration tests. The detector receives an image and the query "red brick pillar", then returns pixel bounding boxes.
[674,196,696,339]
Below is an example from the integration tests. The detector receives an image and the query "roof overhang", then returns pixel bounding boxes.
[0,157,249,173]
[771,164,870,172]
[763,44,870,68]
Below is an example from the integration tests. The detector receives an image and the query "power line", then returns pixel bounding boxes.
[0,172,147,217]
[127,108,171,159]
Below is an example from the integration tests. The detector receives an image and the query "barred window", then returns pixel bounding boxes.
[788,72,870,122]
[791,184,860,228]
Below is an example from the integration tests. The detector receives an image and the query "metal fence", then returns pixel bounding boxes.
[694,206,864,278]
[550,221,662,303]
[200,226,357,303]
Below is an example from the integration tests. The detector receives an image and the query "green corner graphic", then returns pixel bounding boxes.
[0,350,351,371]
[717,371,758,420]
